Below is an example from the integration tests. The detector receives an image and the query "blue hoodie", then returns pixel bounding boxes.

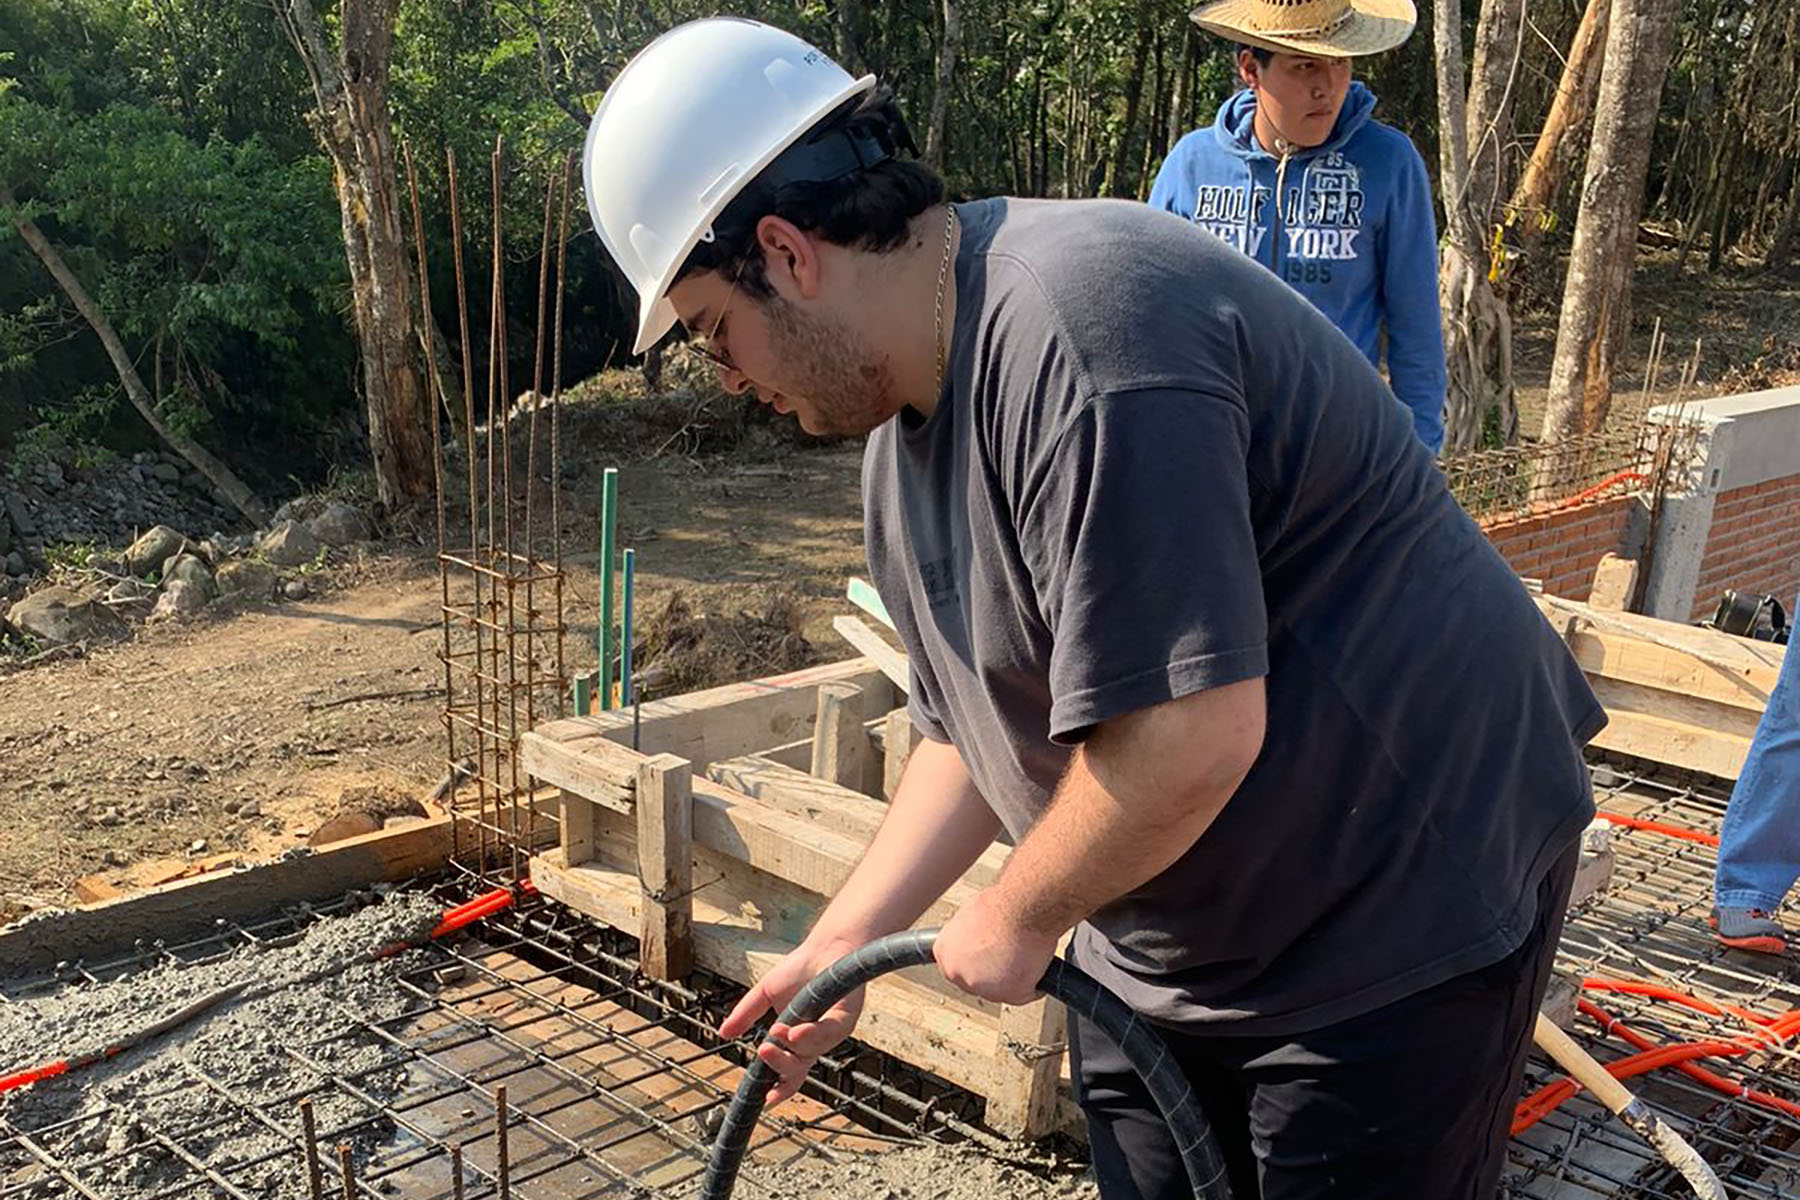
[1150,82,1447,453]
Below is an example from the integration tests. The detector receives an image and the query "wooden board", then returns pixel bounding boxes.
[1565,630,1777,713]
[531,849,1002,1100]
[529,659,896,774]
[1588,708,1753,781]
[0,816,457,974]
[707,755,1011,889]
[831,618,909,693]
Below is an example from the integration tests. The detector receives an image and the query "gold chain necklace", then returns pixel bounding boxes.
[933,204,957,399]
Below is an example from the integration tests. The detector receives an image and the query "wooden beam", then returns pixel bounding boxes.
[531,659,895,773]
[636,753,694,981]
[531,849,1003,1099]
[705,755,1010,888]
[831,617,909,693]
[520,730,639,815]
[809,682,868,789]
[1587,708,1752,780]
[987,997,1069,1140]
[1587,675,1764,740]
[0,816,457,974]
[882,708,921,801]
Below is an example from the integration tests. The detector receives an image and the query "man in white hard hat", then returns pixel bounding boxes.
[585,19,1601,1198]
[1149,0,1447,454]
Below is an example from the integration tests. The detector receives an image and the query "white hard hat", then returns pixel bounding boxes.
[584,19,878,355]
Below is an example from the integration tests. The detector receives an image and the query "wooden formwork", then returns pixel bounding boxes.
[1536,594,1787,780]
[520,658,1070,1140]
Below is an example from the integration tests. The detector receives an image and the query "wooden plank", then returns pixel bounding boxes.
[987,997,1069,1139]
[1588,676,1764,741]
[1564,630,1777,713]
[637,753,695,981]
[1588,708,1752,780]
[0,816,457,974]
[531,850,1002,1099]
[882,708,921,802]
[532,659,895,773]
[809,682,868,789]
[831,617,909,694]
[520,730,639,814]
[1537,595,1787,677]
[707,756,1010,889]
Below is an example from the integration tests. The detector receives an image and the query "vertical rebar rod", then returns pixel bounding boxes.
[337,1143,355,1200]
[447,146,487,873]
[621,547,636,707]
[496,1084,512,1200]
[450,1141,465,1200]
[482,135,506,882]
[404,142,462,834]
[299,1099,324,1200]
[551,153,572,724]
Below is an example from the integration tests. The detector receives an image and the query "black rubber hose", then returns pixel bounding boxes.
[701,929,1233,1200]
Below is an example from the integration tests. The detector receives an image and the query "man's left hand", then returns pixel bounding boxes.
[933,888,1059,1006]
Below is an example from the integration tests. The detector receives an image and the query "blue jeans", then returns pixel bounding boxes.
[1716,607,1800,913]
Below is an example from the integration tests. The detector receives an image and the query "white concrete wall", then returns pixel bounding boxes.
[1643,385,1800,621]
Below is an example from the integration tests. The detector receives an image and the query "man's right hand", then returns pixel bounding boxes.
[717,934,868,1105]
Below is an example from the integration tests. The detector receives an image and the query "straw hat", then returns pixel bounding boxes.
[1189,0,1416,57]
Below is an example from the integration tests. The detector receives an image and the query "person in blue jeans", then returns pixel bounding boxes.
[1715,610,1800,954]
[1149,0,1447,454]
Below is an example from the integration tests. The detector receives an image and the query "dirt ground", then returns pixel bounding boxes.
[0,393,869,919]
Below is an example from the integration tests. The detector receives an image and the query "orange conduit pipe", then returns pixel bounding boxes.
[1555,471,1649,512]
[1593,812,1721,848]
[0,881,534,1096]
[1514,981,1800,1133]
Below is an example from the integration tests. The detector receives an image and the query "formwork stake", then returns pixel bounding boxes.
[496,1083,512,1199]
[299,1099,325,1200]
[337,1143,355,1200]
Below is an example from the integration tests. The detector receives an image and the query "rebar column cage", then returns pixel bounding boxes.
[406,140,578,888]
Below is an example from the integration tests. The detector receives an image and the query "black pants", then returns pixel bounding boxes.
[1070,845,1577,1200]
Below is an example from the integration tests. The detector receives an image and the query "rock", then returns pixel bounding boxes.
[0,512,10,557]
[258,520,319,567]
[6,586,128,646]
[125,525,189,578]
[161,553,216,599]
[305,501,371,547]
[182,471,207,491]
[150,578,208,619]
[239,801,262,819]
[187,839,208,855]
[308,811,382,847]
[102,849,128,867]
[36,462,64,489]
[88,555,124,577]
[196,539,222,565]
[151,462,181,483]
[216,559,277,598]
[272,496,326,526]
[6,551,27,577]
[3,493,35,538]
[282,578,310,601]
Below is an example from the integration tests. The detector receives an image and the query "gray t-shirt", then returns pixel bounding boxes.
[863,197,1603,1035]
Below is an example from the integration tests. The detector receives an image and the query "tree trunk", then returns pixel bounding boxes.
[1435,0,1517,452]
[1166,23,1196,159]
[276,0,434,513]
[1103,13,1153,198]
[1541,0,1683,440]
[4,187,270,526]
[1770,164,1800,271]
[835,0,862,72]
[1508,0,1609,266]
[1463,0,1525,230]
[923,0,960,171]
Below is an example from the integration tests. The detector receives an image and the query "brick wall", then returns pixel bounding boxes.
[1481,495,1636,601]
[1688,472,1800,619]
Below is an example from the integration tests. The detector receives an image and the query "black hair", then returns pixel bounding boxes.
[1242,46,1274,67]
[673,85,945,300]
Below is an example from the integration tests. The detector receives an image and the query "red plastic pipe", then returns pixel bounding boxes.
[1594,811,1722,848]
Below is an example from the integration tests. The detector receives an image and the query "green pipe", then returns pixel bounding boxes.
[599,467,619,711]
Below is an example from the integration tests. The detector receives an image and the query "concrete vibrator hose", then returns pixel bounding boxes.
[700,929,1234,1200]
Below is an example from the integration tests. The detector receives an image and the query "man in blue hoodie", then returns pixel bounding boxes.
[1151,0,1448,453]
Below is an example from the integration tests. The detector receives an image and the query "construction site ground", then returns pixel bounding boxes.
[0,434,869,923]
